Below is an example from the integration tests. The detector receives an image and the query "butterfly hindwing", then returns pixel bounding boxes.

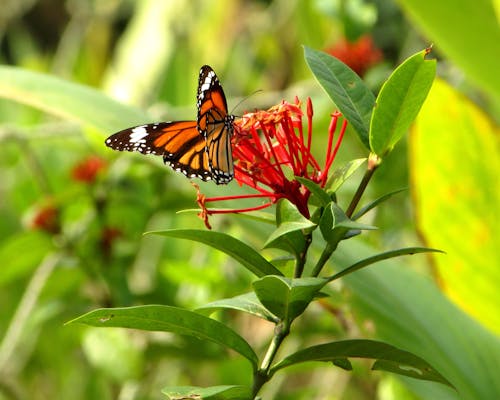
[205,114,234,184]
[197,65,235,184]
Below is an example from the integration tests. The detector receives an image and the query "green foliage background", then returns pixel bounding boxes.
[0,0,498,399]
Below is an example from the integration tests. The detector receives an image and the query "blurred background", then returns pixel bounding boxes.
[0,0,498,399]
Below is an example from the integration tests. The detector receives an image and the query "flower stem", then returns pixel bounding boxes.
[252,322,290,398]
[311,242,337,277]
[294,232,312,278]
[345,153,380,218]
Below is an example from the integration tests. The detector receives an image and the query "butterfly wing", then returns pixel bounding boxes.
[104,65,234,184]
[197,65,235,184]
[205,118,234,184]
[105,121,212,181]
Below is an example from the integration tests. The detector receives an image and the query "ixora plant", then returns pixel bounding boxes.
[68,47,450,399]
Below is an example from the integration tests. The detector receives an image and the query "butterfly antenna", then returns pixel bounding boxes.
[230,89,263,116]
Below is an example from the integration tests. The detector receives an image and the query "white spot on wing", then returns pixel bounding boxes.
[200,71,216,92]
[129,126,148,144]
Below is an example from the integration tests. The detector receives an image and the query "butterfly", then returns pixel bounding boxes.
[105,65,235,184]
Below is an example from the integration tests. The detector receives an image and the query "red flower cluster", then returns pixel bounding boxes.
[326,35,382,77]
[71,156,107,183]
[197,97,347,228]
[31,203,60,234]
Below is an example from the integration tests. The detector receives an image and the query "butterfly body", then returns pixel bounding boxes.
[105,65,235,184]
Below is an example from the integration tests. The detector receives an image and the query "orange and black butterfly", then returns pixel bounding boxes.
[105,65,235,184]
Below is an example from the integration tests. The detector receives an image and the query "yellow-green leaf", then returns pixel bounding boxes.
[410,78,500,334]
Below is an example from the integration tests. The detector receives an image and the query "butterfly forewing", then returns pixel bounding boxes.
[105,123,168,155]
[197,66,229,121]
[105,121,212,181]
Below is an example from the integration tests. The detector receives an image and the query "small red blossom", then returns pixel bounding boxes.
[100,226,122,257]
[197,97,348,226]
[31,204,60,234]
[326,35,382,76]
[71,156,107,183]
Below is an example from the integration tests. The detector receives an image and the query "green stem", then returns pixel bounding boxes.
[345,153,380,218]
[311,242,337,277]
[252,322,290,398]
[311,154,381,278]
[0,252,62,371]
[294,232,312,278]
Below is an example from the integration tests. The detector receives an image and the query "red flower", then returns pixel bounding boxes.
[100,226,122,257]
[31,204,60,234]
[196,97,347,227]
[71,156,107,183]
[326,35,382,77]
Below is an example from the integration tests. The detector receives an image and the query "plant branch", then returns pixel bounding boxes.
[252,321,290,398]
[311,241,337,277]
[294,232,312,278]
[0,252,62,372]
[345,153,380,218]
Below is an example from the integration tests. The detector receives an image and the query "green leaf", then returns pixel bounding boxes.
[270,339,453,388]
[196,292,279,323]
[149,229,282,277]
[264,222,314,251]
[304,46,375,149]
[331,203,377,231]
[411,78,500,334]
[320,203,377,245]
[275,198,311,226]
[338,240,500,399]
[253,276,327,323]
[0,66,148,133]
[328,247,444,282]
[264,199,316,256]
[369,49,436,156]
[326,158,367,194]
[352,188,407,220]
[319,202,338,242]
[295,177,331,207]
[396,0,500,103]
[67,305,258,369]
[332,358,353,371]
[162,385,252,400]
